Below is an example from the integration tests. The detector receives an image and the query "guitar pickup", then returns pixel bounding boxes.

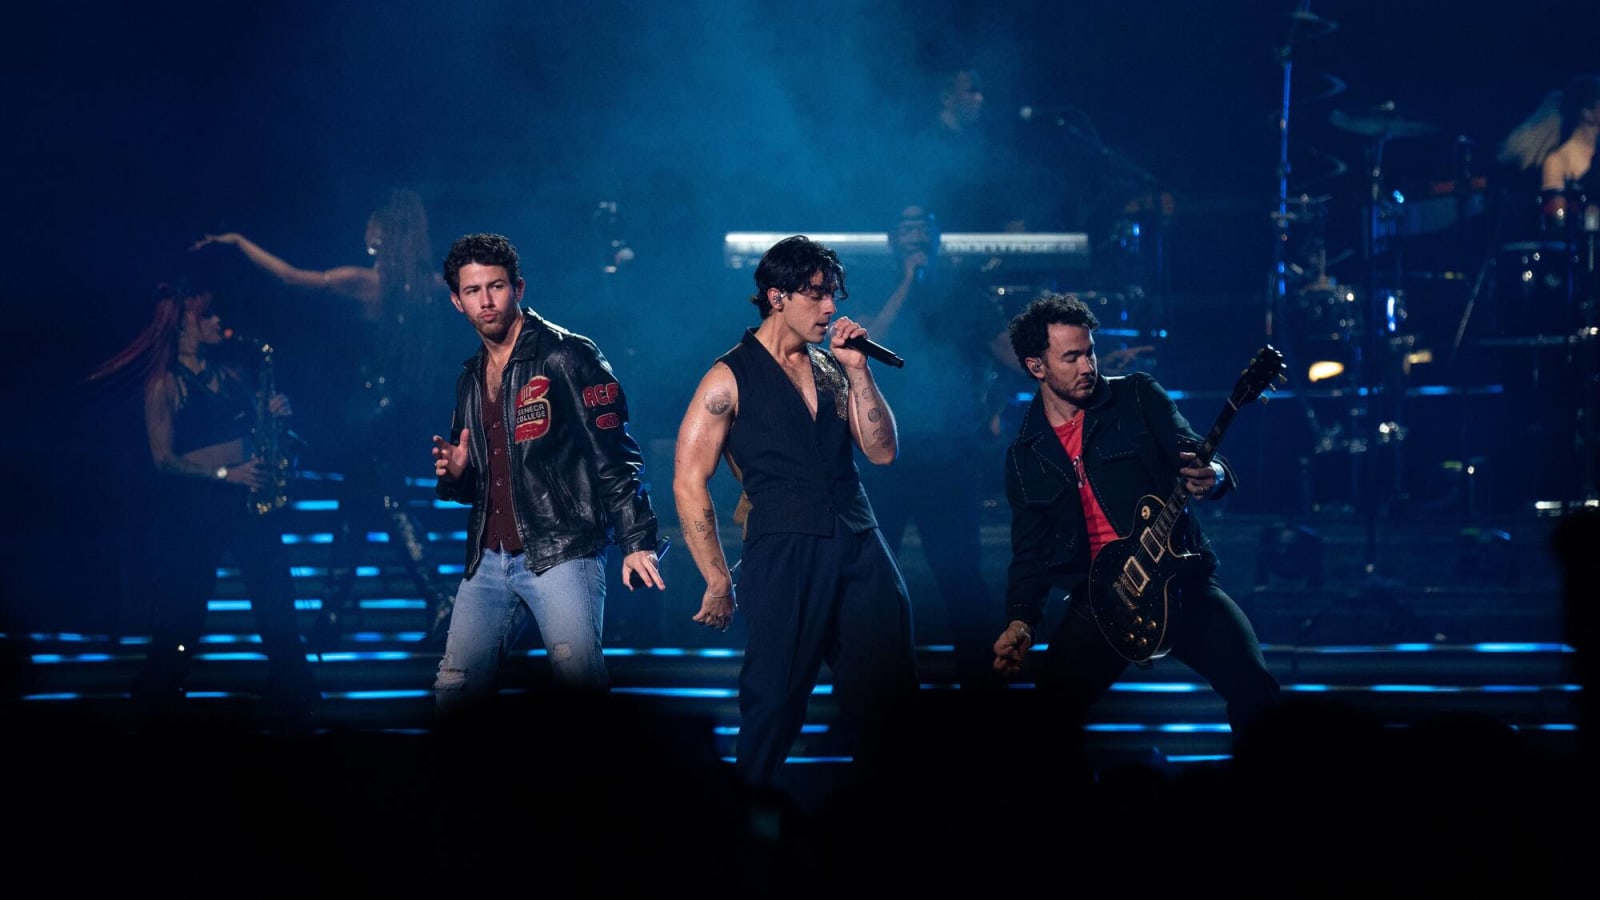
[1121,557,1150,594]
[1137,529,1166,565]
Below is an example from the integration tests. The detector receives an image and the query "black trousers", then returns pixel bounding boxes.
[734,518,920,788]
[1036,574,1281,743]
[136,481,315,705]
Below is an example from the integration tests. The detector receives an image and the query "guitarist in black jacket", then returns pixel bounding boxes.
[991,292,1280,748]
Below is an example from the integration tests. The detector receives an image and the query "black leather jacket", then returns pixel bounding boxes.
[437,308,658,577]
[1003,371,1234,626]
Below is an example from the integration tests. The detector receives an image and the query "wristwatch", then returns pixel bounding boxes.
[214,465,229,481]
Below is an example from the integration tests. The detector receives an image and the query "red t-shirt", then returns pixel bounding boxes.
[1053,415,1119,560]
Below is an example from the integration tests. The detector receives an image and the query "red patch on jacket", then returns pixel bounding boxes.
[514,376,552,442]
[582,382,621,408]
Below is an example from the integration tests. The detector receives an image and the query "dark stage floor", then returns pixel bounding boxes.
[5,464,1595,894]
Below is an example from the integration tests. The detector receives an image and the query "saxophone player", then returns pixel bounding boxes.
[84,277,320,727]
[191,188,461,650]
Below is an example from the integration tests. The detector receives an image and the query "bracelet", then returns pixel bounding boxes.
[707,591,733,599]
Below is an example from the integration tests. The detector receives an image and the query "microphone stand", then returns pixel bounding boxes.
[1038,107,1160,187]
[1028,104,1168,333]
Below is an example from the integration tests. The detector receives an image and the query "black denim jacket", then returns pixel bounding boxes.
[1002,371,1235,626]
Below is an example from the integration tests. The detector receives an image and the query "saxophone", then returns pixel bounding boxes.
[248,338,292,516]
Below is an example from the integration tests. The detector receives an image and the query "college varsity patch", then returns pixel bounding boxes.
[514,376,552,442]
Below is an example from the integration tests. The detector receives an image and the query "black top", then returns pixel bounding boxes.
[170,362,252,457]
[719,329,877,539]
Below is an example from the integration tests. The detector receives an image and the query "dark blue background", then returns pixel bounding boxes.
[2,0,1591,630]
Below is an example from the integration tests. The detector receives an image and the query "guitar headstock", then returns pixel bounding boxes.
[1232,344,1287,408]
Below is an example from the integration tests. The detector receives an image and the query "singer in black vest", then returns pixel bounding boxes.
[673,235,919,797]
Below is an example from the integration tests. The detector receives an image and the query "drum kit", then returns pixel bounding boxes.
[1277,97,1598,512]
[1284,100,1596,369]
[1282,102,1462,379]
[1266,5,1597,516]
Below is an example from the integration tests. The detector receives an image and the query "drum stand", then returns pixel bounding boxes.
[1547,186,1600,508]
[1355,127,1402,565]
[1257,4,1437,641]
[1260,3,1350,515]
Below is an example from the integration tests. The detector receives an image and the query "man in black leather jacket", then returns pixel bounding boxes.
[992,292,1279,750]
[430,233,663,711]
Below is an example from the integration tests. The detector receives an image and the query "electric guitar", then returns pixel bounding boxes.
[1087,345,1286,663]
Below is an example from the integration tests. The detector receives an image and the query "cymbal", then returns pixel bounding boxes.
[1330,105,1440,139]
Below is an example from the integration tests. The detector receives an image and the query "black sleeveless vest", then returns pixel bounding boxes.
[719,329,877,539]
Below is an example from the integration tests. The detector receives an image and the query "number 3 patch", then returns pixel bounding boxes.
[514,376,552,442]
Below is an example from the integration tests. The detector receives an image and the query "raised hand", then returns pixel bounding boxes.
[431,428,470,480]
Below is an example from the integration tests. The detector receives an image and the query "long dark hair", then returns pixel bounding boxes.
[370,188,444,389]
[84,280,211,389]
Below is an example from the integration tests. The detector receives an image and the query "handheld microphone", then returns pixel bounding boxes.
[224,329,269,349]
[844,335,905,368]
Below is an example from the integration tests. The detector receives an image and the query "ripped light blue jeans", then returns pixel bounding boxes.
[434,548,609,712]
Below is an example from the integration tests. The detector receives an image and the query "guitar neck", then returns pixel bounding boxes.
[1149,396,1244,542]
[1194,398,1243,466]
[1120,345,1283,598]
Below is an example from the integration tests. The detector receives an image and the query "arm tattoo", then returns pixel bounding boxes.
[851,382,893,450]
[704,390,732,416]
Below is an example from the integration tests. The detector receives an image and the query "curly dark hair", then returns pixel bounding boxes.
[443,232,523,294]
[749,235,848,318]
[1007,291,1099,370]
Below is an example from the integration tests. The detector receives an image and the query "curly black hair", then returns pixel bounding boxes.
[1006,291,1099,370]
[748,235,848,318]
[443,232,522,294]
